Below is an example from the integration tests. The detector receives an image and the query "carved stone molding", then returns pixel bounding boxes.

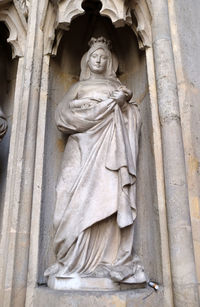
[57,0,84,30]
[100,0,151,49]
[0,4,27,58]
[54,0,151,51]
[14,0,30,19]
[43,2,62,55]
[100,0,132,28]
[130,0,152,49]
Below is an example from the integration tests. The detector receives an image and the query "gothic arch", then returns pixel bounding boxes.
[50,0,152,55]
[0,4,27,58]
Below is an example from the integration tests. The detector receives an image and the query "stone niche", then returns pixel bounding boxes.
[38,2,162,290]
[0,22,17,230]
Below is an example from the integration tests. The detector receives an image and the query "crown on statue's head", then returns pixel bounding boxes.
[88,37,112,50]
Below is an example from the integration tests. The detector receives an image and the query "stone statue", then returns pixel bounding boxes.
[0,107,7,141]
[45,37,146,290]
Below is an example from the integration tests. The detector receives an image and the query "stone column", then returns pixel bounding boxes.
[150,0,200,306]
[0,1,49,306]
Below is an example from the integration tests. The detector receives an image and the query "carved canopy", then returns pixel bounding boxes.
[55,0,151,50]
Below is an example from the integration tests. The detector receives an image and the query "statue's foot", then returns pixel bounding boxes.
[121,269,146,284]
[109,264,146,284]
[109,267,133,282]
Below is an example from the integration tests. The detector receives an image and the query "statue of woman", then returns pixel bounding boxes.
[45,37,146,290]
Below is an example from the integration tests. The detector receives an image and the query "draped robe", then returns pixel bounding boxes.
[45,78,142,282]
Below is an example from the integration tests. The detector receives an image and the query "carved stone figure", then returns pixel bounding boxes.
[0,107,7,141]
[45,37,146,290]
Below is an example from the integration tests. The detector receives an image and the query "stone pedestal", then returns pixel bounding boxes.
[34,286,164,307]
[47,275,146,291]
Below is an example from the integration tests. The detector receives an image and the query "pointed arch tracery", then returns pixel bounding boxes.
[51,0,151,53]
[0,3,27,58]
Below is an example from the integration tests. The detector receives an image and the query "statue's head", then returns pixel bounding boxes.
[80,37,118,81]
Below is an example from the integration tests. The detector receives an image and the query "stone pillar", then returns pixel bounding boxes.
[150,0,200,306]
[145,47,174,307]
[0,1,49,306]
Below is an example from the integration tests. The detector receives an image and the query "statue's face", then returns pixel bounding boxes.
[88,48,108,74]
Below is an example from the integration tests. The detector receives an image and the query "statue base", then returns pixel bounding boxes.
[47,274,147,291]
[35,285,163,307]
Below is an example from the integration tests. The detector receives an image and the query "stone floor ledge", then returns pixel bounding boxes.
[33,285,164,307]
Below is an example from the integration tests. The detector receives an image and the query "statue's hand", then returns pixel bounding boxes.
[110,90,126,107]
[118,85,133,102]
